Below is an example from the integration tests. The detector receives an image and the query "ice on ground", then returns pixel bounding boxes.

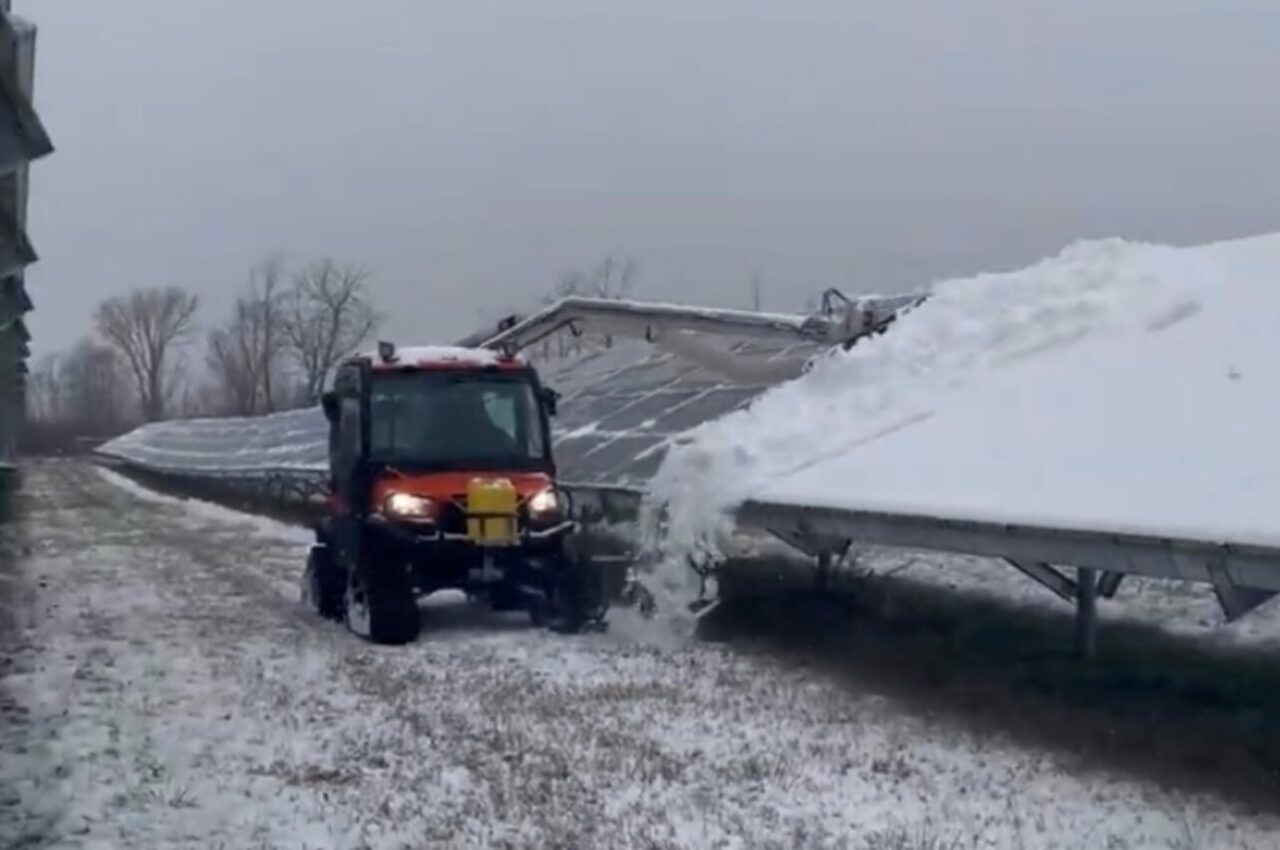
[646,233,1280,577]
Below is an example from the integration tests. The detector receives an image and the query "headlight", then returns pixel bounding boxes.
[384,492,436,522]
[527,487,562,519]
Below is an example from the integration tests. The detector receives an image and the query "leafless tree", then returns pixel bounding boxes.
[250,256,288,412]
[533,256,639,362]
[206,257,290,416]
[25,353,64,423]
[554,255,636,303]
[285,259,378,402]
[22,341,132,455]
[94,286,199,421]
[205,322,257,416]
[177,382,227,419]
[60,338,132,428]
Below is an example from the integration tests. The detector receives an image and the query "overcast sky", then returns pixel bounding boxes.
[23,0,1280,356]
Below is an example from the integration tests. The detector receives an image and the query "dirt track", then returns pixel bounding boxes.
[1,461,1277,849]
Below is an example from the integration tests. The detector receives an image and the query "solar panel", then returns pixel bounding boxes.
[98,296,910,493]
[539,337,824,489]
[102,407,328,477]
[100,338,819,492]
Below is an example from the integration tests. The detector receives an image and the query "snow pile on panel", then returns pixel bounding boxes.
[646,233,1280,569]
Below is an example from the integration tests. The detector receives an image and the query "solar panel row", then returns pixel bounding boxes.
[102,407,329,477]
[100,334,825,491]
[542,337,823,488]
[99,290,912,491]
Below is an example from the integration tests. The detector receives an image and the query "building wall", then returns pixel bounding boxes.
[0,5,51,469]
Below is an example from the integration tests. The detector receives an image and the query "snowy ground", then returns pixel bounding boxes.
[3,461,1280,849]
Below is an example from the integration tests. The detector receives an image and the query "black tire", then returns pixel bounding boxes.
[303,546,345,621]
[345,563,421,645]
[490,582,524,612]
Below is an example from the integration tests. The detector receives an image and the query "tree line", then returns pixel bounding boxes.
[24,257,378,452]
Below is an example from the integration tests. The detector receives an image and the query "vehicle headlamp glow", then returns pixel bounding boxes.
[383,492,436,521]
[526,487,562,518]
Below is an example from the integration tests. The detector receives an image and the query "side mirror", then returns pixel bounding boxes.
[541,387,560,417]
[321,391,339,423]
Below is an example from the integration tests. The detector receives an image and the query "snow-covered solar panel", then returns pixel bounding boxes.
[102,407,329,478]
[541,337,823,489]
[99,334,827,491]
[99,293,915,491]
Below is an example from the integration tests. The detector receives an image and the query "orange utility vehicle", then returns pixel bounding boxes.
[302,341,606,644]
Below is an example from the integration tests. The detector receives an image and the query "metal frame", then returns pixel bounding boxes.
[740,499,1280,656]
[459,294,924,387]
[471,297,829,352]
[474,294,922,350]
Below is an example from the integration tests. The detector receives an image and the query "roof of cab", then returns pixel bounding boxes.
[356,345,527,371]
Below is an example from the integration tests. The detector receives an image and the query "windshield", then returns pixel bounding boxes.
[369,371,549,470]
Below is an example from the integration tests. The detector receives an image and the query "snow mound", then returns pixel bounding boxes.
[645,234,1278,577]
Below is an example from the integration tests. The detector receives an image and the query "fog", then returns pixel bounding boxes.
[24,0,1280,355]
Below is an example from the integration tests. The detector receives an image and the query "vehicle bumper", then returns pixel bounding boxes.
[365,516,576,591]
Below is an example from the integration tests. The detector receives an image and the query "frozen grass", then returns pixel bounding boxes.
[860,825,969,850]
[710,551,1280,814]
[3,461,1280,849]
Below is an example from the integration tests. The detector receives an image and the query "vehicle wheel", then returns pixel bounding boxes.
[302,545,344,621]
[490,582,524,612]
[344,562,421,645]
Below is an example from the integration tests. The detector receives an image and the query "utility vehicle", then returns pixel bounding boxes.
[302,342,606,644]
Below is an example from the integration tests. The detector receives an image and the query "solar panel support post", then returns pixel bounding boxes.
[1075,567,1099,659]
[1097,571,1125,599]
[1004,558,1077,603]
[815,551,833,593]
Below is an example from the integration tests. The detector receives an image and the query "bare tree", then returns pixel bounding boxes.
[251,256,288,412]
[552,256,636,301]
[59,339,132,429]
[533,256,639,362]
[25,353,64,423]
[589,256,636,301]
[21,340,133,455]
[177,382,228,420]
[206,257,290,416]
[285,259,378,402]
[206,321,257,416]
[94,287,199,421]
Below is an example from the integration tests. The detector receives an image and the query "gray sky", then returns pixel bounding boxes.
[24,0,1280,357]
